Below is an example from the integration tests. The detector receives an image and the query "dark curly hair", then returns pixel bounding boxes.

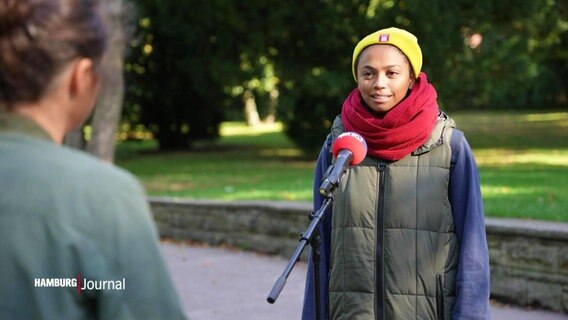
[0,0,107,109]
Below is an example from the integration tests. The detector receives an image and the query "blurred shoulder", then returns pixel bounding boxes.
[58,144,142,192]
[5,134,144,194]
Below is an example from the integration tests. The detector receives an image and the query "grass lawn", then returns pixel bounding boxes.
[116,123,315,201]
[452,111,568,221]
[116,110,568,222]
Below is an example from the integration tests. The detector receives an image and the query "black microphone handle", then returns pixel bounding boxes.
[319,150,353,198]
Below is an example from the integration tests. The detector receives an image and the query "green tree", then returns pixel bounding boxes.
[441,0,568,109]
[125,0,236,150]
[123,0,567,155]
[271,1,366,156]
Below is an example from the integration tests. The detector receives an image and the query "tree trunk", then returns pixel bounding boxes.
[243,89,260,127]
[85,0,128,162]
[263,88,279,124]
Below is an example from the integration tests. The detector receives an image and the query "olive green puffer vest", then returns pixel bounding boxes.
[328,113,458,320]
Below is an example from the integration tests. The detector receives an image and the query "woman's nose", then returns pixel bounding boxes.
[373,73,386,88]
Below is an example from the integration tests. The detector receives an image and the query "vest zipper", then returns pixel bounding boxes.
[375,163,387,320]
[436,274,445,320]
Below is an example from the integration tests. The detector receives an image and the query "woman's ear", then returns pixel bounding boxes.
[64,58,101,130]
[408,77,415,90]
[69,58,99,99]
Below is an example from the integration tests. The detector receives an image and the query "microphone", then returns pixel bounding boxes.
[319,132,367,198]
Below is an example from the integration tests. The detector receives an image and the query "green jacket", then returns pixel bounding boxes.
[329,114,458,320]
[0,112,186,319]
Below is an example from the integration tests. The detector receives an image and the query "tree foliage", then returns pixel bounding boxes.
[125,0,567,154]
[126,1,231,149]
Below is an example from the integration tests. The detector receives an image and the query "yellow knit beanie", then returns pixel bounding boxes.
[352,27,422,81]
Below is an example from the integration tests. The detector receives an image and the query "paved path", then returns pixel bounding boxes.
[161,242,568,320]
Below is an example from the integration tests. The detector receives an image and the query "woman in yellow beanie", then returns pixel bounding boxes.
[302,27,490,319]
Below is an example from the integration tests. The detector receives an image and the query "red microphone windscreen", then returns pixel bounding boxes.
[331,132,368,165]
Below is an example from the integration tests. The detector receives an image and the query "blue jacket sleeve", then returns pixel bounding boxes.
[449,129,491,320]
[302,137,333,320]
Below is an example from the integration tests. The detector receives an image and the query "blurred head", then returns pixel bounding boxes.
[0,0,107,111]
[352,27,421,114]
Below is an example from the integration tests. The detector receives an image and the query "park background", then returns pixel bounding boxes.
[71,0,568,223]
[61,0,568,315]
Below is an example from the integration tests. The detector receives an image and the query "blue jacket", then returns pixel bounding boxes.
[302,128,490,320]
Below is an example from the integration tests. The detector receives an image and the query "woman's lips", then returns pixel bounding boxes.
[371,94,391,103]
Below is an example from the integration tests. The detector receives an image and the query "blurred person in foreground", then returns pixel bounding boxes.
[0,0,186,318]
[302,27,490,319]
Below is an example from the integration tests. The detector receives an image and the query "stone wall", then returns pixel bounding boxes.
[487,219,568,312]
[150,197,568,313]
[150,198,313,258]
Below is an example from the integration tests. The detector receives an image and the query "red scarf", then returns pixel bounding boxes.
[341,72,439,161]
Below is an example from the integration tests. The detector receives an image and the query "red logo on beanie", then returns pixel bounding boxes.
[378,34,390,42]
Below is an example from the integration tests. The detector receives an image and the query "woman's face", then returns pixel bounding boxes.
[356,45,414,114]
